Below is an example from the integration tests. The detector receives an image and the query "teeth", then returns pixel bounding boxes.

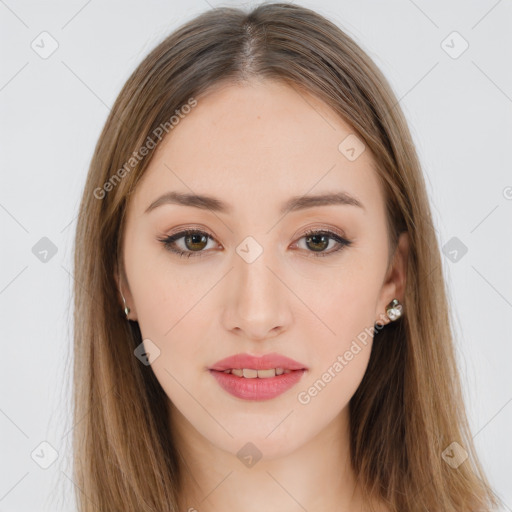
[255,369,275,378]
[222,367,292,378]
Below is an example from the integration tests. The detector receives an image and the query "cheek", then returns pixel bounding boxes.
[125,232,213,340]
[290,250,385,343]
[126,249,227,414]
[129,260,215,413]
[290,253,384,407]
[293,266,379,418]
[305,291,376,398]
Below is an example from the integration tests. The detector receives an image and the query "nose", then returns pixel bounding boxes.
[221,242,293,341]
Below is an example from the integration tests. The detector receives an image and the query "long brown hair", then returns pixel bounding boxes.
[72,3,500,510]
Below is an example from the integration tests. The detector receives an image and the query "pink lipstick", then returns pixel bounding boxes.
[209,352,307,401]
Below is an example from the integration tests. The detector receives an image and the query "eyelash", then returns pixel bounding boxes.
[157,228,352,259]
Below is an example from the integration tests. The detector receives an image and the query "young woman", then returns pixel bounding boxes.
[72,3,500,511]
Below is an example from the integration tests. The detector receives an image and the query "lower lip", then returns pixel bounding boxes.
[209,369,306,401]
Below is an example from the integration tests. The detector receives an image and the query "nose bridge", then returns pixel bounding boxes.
[223,234,292,338]
[237,240,276,299]
[235,234,281,307]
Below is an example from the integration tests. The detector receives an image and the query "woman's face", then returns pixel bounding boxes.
[119,79,407,459]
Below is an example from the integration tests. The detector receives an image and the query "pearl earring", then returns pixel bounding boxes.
[386,299,403,321]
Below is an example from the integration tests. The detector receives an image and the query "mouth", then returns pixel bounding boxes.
[208,352,308,401]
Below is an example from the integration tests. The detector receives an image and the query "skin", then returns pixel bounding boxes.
[117,79,408,512]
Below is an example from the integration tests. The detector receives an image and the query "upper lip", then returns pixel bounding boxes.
[209,352,308,371]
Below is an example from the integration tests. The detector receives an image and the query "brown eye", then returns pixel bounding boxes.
[183,233,209,251]
[305,233,330,252]
[296,229,352,257]
[158,229,218,258]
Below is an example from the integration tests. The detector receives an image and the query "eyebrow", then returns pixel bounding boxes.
[144,190,365,215]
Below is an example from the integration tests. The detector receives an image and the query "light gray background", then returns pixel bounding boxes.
[1,1,511,510]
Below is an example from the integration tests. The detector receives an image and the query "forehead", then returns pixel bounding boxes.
[130,79,384,217]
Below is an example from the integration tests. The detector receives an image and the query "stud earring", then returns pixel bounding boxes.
[386,298,403,321]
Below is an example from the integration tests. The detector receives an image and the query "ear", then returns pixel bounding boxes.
[375,231,409,326]
[114,261,137,321]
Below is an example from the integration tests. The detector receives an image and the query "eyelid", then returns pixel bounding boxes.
[295,223,347,240]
